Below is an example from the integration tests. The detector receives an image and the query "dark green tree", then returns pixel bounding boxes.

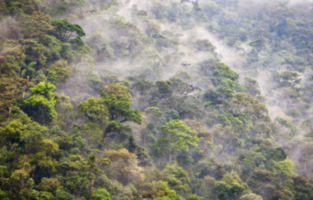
[51,19,86,42]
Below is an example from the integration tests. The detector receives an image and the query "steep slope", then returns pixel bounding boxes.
[1,0,313,200]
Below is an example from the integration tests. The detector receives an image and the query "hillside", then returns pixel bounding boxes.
[1,0,313,199]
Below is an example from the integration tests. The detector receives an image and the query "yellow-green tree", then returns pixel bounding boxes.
[160,120,198,162]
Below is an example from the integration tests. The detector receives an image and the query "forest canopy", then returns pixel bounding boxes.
[0,0,313,200]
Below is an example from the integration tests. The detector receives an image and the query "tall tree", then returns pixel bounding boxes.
[0,77,32,114]
[160,120,198,162]
[19,11,53,38]
[51,19,85,42]
[23,82,57,124]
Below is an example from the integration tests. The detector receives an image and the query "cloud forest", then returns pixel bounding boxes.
[1,0,313,199]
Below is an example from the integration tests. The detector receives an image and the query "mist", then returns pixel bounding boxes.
[2,0,313,198]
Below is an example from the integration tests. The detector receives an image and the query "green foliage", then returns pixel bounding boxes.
[164,162,190,194]
[273,158,295,176]
[155,81,172,98]
[91,188,111,200]
[86,34,114,60]
[1,1,313,200]
[153,181,182,200]
[23,82,57,124]
[55,187,75,200]
[78,97,109,123]
[160,120,198,161]
[135,48,164,68]
[275,117,297,136]
[40,0,68,16]
[4,0,37,14]
[240,193,263,200]
[218,112,244,131]
[104,121,131,141]
[51,19,86,42]
[214,171,248,200]
[0,44,25,77]
[19,11,54,38]
[137,10,148,17]
[101,2,119,11]
[102,85,141,124]
[214,62,239,81]
[38,191,54,200]
[186,194,203,200]
[0,77,32,113]
[47,60,71,84]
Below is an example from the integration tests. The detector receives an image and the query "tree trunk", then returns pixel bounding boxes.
[143,136,146,147]
[22,87,26,99]
[77,186,82,198]
[246,170,252,183]
[169,151,172,162]
[32,166,36,179]
[90,179,94,192]
[158,158,161,167]
[218,138,233,159]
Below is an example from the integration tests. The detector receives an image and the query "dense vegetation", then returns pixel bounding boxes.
[1,0,313,199]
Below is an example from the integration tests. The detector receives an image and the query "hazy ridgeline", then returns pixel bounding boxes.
[1,0,313,200]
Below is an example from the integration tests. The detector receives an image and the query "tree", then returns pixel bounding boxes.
[37,177,60,196]
[164,162,190,194]
[86,34,114,61]
[101,84,141,142]
[211,124,238,160]
[90,188,111,200]
[198,176,215,199]
[38,191,54,200]
[78,97,109,123]
[214,171,248,200]
[183,119,212,151]
[9,162,32,199]
[155,81,172,99]
[0,45,25,78]
[292,176,313,200]
[240,193,263,200]
[19,11,53,38]
[55,187,75,200]
[273,158,294,176]
[102,88,141,124]
[160,120,198,161]
[132,79,154,95]
[54,93,73,120]
[153,181,182,200]
[104,149,141,184]
[0,77,32,114]
[47,60,71,84]
[214,62,239,81]
[51,19,85,42]
[19,178,38,200]
[3,0,38,14]
[20,61,36,79]
[23,82,57,124]
[230,93,270,123]
[13,39,50,68]
[144,107,163,124]
[170,77,201,96]
[104,121,131,142]
[244,78,261,97]
[104,83,132,100]
[194,39,215,52]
